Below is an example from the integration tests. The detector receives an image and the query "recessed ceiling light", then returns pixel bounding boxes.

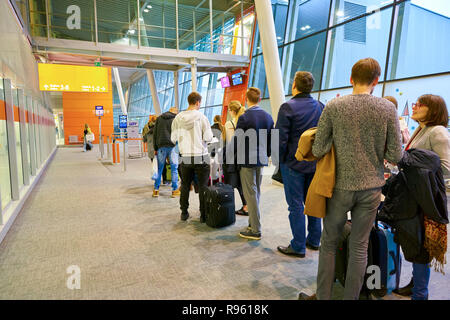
[144,9,149,12]
[147,5,152,9]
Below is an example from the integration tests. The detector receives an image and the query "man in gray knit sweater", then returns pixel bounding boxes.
[308,58,402,300]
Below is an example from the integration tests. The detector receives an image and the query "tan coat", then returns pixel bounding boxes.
[295,127,336,218]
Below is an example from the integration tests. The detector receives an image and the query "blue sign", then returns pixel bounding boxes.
[119,115,128,128]
[95,105,104,116]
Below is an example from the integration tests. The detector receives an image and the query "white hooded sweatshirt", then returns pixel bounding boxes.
[171,109,213,157]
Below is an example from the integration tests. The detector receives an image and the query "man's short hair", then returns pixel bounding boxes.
[188,91,202,105]
[246,87,261,104]
[351,58,381,85]
[294,71,315,94]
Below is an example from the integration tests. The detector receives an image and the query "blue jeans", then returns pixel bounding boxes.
[154,146,179,191]
[412,263,430,300]
[280,163,322,254]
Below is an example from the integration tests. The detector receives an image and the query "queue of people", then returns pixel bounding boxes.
[139,57,448,300]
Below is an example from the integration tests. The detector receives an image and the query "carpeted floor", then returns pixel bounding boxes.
[0,147,448,300]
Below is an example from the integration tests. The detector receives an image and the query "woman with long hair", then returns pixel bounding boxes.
[83,123,93,152]
[395,94,450,300]
[223,100,248,216]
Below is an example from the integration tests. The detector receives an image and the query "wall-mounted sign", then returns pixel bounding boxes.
[95,105,104,117]
[119,115,128,129]
[38,64,109,93]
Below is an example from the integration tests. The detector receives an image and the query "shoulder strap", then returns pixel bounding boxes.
[231,120,236,130]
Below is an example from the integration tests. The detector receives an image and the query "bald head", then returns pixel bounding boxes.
[169,107,178,114]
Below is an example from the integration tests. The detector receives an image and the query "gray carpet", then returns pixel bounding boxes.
[0,147,448,300]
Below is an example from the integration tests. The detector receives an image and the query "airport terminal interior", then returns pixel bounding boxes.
[0,0,449,300]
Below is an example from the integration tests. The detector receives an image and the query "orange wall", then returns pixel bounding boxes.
[62,68,113,145]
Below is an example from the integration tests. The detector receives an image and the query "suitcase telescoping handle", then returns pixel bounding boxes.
[389,251,400,276]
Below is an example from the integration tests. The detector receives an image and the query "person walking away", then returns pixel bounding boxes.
[224,100,248,216]
[228,87,274,240]
[171,92,213,222]
[394,94,450,300]
[142,115,157,179]
[83,123,93,152]
[210,115,224,183]
[153,107,180,198]
[275,71,324,258]
[299,58,402,300]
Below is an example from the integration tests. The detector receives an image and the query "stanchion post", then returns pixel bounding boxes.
[117,142,120,163]
[123,140,127,172]
[112,142,116,163]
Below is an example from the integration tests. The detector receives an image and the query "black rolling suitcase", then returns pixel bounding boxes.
[335,216,402,298]
[204,164,235,228]
[335,220,374,299]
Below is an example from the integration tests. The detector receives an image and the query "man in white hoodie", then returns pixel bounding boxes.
[171,92,214,222]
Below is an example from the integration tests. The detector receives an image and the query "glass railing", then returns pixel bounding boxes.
[28,0,254,56]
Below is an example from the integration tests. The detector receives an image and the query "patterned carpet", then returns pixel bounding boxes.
[0,147,448,300]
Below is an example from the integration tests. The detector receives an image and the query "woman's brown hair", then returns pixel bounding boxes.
[228,100,245,119]
[418,94,448,127]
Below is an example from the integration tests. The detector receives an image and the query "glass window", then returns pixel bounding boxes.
[330,0,394,26]
[249,55,267,97]
[203,105,223,124]
[282,31,327,94]
[383,74,450,134]
[287,0,331,42]
[0,78,12,209]
[322,7,393,89]
[387,0,450,80]
[198,74,210,108]
[12,90,24,188]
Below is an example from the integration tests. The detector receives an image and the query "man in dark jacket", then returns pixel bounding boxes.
[228,87,274,240]
[153,107,179,198]
[275,71,323,258]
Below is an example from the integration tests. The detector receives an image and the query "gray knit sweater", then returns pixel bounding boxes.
[312,94,402,191]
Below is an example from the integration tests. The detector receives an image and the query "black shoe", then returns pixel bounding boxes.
[298,292,317,300]
[235,207,249,216]
[306,242,320,251]
[393,278,413,296]
[181,211,189,221]
[239,230,261,240]
[277,245,305,258]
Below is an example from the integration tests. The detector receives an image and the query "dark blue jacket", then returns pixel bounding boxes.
[275,93,323,173]
[228,106,274,168]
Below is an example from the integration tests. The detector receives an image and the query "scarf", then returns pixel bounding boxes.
[424,215,447,274]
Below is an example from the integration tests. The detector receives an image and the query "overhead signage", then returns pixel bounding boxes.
[38,64,109,93]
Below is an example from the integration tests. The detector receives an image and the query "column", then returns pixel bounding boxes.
[146,69,162,115]
[254,0,285,118]
[173,71,180,110]
[191,58,197,92]
[112,67,127,115]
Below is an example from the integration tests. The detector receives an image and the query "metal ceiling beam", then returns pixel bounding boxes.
[32,37,249,68]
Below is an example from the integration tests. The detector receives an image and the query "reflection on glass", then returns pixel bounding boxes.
[331,0,394,26]
[288,0,331,41]
[1,79,12,209]
[282,32,326,94]
[388,0,450,80]
[322,8,392,90]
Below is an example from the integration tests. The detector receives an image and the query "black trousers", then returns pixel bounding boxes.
[179,156,210,217]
